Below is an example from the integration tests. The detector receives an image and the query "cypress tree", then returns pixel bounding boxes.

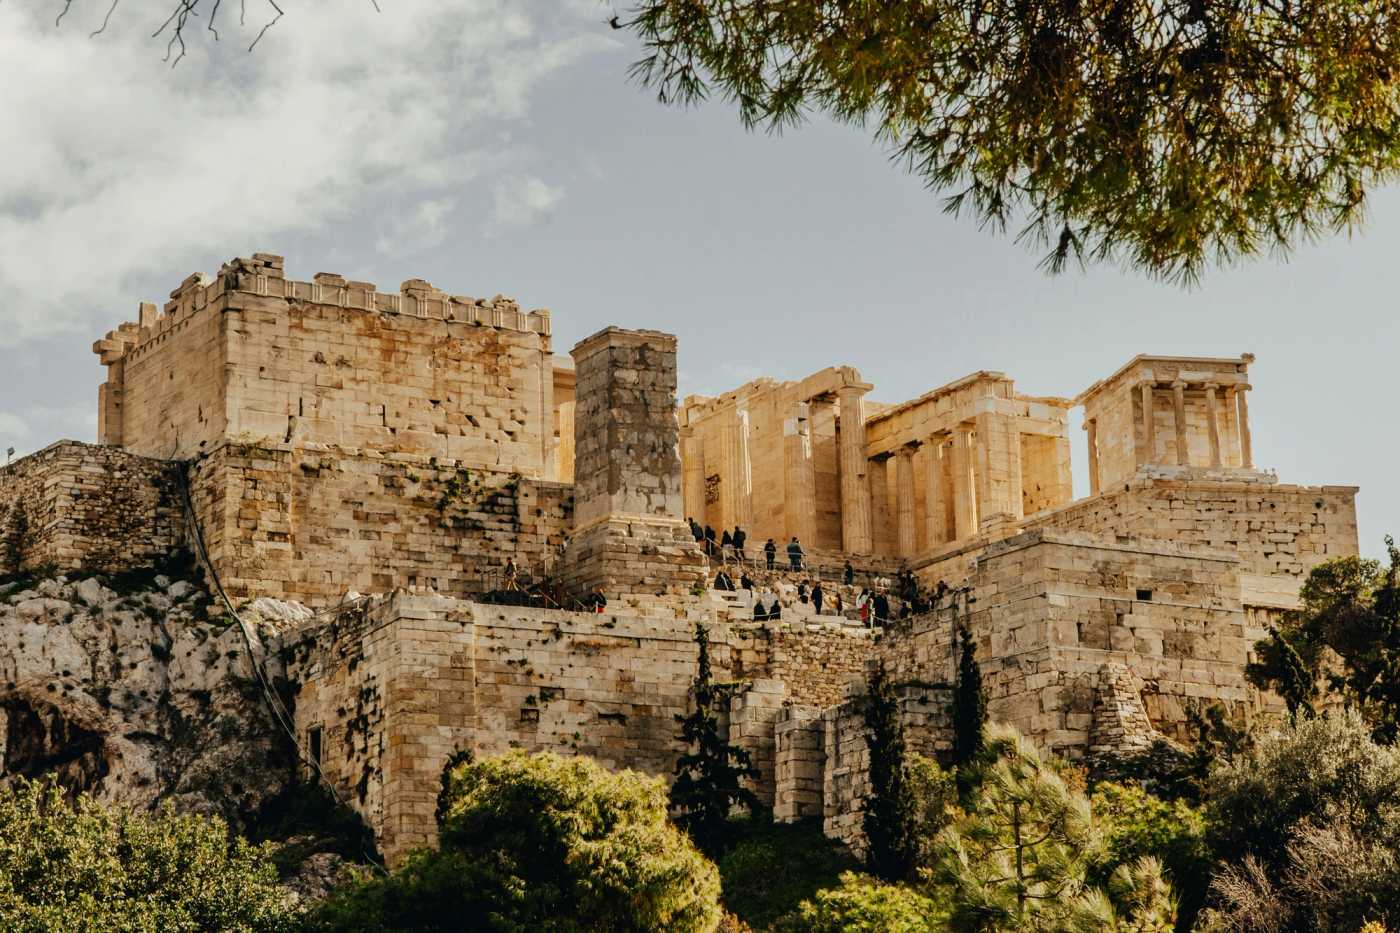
[952,622,987,796]
[670,623,760,855]
[862,660,916,880]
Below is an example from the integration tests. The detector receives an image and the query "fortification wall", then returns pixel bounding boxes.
[188,443,572,607]
[1024,475,1358,579]
[101,255,555,477]
[289,594,879,864]
[0,442,183,577]
[883,530,1262,756]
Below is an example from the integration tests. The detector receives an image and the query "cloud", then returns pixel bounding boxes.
[0,0,617,347]
[0,403,94,458]
[492,175,564,229]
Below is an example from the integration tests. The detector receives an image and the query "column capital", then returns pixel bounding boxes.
[897,441,921,456]
[1234,383,1253,393]
[1170,379,1188,390]
[870,450,895,463]
[1203,381,1220,392]
[836,382,875,397]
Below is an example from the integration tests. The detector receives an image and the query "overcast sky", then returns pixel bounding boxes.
[1,0,1395,558]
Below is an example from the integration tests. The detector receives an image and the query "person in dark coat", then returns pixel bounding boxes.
[812,582,824,615]
[764,538,777,570]
[704,525,717,557]
[720,529,733,557]
[688,517,703,541]
[714,569,736,592]
[786,537,804,571]
[740,572,755,591]
[753,598,766,621]
[843,561,855,586]
[872,593,890,626]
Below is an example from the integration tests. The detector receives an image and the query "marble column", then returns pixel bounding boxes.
[1171,380,1189,466]
[950,427,978,540]
[783,402,818,545]
[869,455,893,556]
[837,384,874,554]
[680,426,704,521]
[896,444,918,558]
[1138,381,1156,466]
[1203,384,1222,467]
[719,406,754,530]
[974,410,1023,521]
[1235,384,1254,469]
[924,436,948,548]
[1085,419,1100,496]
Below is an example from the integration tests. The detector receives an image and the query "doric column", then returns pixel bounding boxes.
[895,444,918,558]
[680,426,705,523]
[1171,380,1189,466]
[949,427,978,540]
[783,402,818,544]
[974,410,1023,522]
[924,435,948,548]
[1235,384,1254,469]
[1085,418,1100,496]
[719,406,754,530]
[1203,383,1222,467]
[837,384,874,554]
[1138,381,1156,465]
[868,454,893,555]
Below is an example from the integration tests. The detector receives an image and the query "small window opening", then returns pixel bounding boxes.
[1135,589,1153,602]
[308,726,323,767]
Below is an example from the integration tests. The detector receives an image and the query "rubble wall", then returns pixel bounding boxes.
[188,443,571,607]
[0,441,183,577]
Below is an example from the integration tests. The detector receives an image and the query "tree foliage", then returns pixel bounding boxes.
[774,870,948,932]
[862,660,918,880]
[952,621,988,794]
[311,750,722,933]
[671,623,761,855]
[622,0,1400,282]
[0,778,295,932]
[927,725,1176,930]
[1200,711,1400,932]
[1247,543,1400,742]
[1092,781,1212,929]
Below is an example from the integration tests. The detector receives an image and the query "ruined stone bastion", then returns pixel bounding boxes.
[0,253,1360,863]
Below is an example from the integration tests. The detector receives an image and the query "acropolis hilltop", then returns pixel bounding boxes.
[0,253,1359,863]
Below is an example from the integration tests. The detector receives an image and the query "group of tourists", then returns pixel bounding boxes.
[688,518,751,561]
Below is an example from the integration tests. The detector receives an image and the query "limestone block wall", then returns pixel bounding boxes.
[0,441,183,577]
[888,530,1261,757]
[1025,475,1359,579]
[188,443,571,607]
[820,685,954,856]
[99,254,555,478]
[290,594,885,863]
[730,622,877,708]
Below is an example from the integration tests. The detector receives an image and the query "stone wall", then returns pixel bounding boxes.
[1025,473,1359,579]
[289,594,880,864]
[98,254,556,478]
[817,685,954,857]
[0,442,183,577]
[188,442,571,607]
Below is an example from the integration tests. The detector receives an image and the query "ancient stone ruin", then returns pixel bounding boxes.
[0,254,1360,863]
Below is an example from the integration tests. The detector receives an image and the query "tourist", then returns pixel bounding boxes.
[733,526,747,561]
[590,589,608,613]
[688,517,703,542]
[843,561,854,586]
[720,529,733,559]
[704,525,717,557]
[797,581,808,603]
[857,588,871,625]
[764,538,777,570]
[833,592,844,616]
[714,568,736,592]
[873,593,890,626]
[812,582,824,615]
[787,536,805,571]
[753,598,765,621]
[740,572,755,591]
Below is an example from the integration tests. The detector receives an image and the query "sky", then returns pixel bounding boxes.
[1,0,1395,558]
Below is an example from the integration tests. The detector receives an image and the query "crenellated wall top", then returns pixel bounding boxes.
[93,252,552,367]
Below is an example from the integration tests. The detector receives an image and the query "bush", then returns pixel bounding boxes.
[716,818,855,930]
[0,778,295,932]
[773,871,946,933]
[1092,782,1211,928]
[310,750,723,932]
[1201,711,1400,932]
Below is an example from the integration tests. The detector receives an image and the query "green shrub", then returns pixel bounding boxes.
[1092,781,1211,929]
[310,750,723,932]
[774,871,946,932]
[0,778,295,932]
[716,818,855,930]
